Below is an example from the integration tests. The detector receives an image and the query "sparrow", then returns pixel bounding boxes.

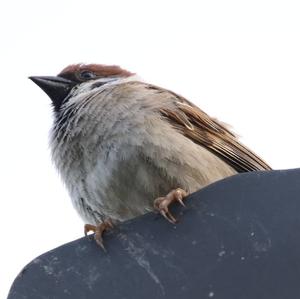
[30,64,271,249]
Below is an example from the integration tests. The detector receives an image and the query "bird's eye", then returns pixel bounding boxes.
[79,70,97,80]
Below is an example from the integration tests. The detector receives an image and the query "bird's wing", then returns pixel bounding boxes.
[143,83,271,172]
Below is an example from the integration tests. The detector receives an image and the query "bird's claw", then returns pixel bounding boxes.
[84,219,114,251]
[154,188,188,224]
[160,209,178,224]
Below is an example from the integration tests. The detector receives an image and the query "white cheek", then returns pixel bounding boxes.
[67,74,143,104]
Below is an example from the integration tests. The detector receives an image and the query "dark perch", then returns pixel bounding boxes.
[8,169,300,299]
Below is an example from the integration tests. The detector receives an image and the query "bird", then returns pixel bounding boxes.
[29,63,271,249]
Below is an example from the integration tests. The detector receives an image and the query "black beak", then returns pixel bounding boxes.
[29,76,76,111]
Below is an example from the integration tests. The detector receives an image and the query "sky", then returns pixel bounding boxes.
[1,0,300,297]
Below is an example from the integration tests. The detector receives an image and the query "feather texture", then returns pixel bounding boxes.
[143,83,272,172]
[32,64,271,225]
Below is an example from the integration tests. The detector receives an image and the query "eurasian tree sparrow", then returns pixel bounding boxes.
[30,64,271,248]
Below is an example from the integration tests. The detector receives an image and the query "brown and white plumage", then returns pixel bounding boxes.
[30,64,271,229]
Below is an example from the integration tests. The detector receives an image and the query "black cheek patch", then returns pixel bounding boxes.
[91,81,106,89]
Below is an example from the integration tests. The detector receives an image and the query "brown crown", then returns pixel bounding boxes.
[59,63,134,78]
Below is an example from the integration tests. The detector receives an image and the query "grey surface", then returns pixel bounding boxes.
[8,169,300,299]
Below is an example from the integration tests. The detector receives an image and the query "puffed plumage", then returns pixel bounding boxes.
[30,64,271,226]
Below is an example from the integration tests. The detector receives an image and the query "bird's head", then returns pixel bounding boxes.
[29,64,134,111]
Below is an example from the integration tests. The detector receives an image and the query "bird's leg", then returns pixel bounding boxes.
[84,219,114,251]
[154,188,188,224]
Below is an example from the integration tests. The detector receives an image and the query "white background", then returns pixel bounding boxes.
[1,0,300,297]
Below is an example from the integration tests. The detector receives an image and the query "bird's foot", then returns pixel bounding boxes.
[154,188,188,224]
[84,219,114,251]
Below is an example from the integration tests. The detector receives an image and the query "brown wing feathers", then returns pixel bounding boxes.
[158,91,271,173]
